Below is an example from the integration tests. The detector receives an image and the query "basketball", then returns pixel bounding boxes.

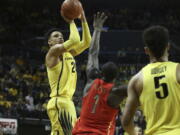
[61,0,82,20]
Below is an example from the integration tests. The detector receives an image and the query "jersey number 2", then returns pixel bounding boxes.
[91,95,99,113]
[154,75,169,99]
[71,62,76,73]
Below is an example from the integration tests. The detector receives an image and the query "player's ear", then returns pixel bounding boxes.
[167,43,170,50]
[48,39,53,47]
[144,46,149,55]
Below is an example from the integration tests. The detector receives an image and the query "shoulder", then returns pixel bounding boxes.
[45,51,62,69]
[128,71,143,96]
[129,71,141,86]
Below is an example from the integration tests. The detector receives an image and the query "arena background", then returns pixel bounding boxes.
[0,0,180,134]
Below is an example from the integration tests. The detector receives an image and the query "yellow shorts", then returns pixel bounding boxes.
[47,97,77,135]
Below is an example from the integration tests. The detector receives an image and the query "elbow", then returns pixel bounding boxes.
[71,38,80,45]
[69,34,80,44]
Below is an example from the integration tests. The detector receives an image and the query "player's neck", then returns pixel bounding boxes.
[150,56,168,63]
[102,78,114,83]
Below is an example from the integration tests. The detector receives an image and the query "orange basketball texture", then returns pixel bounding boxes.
[61,0,82,20]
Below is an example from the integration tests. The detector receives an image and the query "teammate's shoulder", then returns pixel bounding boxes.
[129,71,143,91]
[130,71,142,83]
[178,63,180,68]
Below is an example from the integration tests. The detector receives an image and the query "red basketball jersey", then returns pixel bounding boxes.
[73,79,119,135]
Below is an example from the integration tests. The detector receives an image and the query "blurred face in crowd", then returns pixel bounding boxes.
[48,31,64,47]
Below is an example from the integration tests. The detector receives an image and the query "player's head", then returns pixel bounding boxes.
[101,62,118,82]
[143,25,170,59]
[87,68,101,80]
[44,28,64,47]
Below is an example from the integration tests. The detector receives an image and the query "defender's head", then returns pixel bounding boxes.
[101,62,118,82]
[44,28,64,47]
[143,26,170,59]
[87,68,101,80]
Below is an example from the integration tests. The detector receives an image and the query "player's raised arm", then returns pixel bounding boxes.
[70,9,91,56]
[82,12,107,96]
[86,12,107,74]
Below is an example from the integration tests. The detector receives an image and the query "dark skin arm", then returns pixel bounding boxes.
[83,12,107,96]
[107,84,127,108]
[86,12,107,74]
[121,72,143,135]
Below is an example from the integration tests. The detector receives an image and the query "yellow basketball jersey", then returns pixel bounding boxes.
[140,62,180,135]
[47,52,77,98]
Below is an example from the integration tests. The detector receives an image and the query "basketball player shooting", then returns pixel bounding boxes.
[45,1,91,135]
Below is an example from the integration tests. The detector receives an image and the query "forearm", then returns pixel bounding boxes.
[89,30,101,55]
[71,22,91,55]
[63,22,80,51]
[82,22,91,47]
[86,30,101,71]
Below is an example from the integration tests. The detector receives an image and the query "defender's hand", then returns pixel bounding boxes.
[93,12,108,31]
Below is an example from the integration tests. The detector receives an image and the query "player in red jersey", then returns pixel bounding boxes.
[72,12,127,135]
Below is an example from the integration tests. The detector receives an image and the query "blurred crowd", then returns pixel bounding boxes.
[1,1,180,44]
[0,48,145,118]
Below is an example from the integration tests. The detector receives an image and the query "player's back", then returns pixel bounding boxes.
[47,52,77,98]
[73,78,119,135]
[140,61,180,135]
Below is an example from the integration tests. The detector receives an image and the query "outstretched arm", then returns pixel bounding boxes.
[107,84,127,108]
[70,10,91,56]
[86,12,107,73]
[82,12,107,96]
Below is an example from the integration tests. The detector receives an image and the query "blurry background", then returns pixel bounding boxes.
[0,0,180,134]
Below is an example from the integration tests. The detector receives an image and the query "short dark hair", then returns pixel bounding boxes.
[44,28,62,45]
[87,68,101,80]
[143,25,169,58]
[101,62,118,82]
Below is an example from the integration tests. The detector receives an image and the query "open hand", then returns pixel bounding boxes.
[93,12,108,31]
